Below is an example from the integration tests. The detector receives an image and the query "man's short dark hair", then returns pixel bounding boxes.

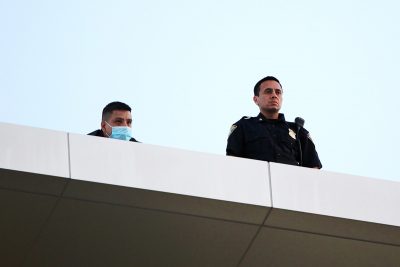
[102,101,131,121]
[254,76,282,96]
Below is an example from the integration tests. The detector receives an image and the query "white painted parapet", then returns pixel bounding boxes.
[0,123,70,178]
[270,162,400,226]
[68,133,271,206]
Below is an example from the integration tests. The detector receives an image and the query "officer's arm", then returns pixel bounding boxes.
[301,131,322,169]
[226,124,244,157]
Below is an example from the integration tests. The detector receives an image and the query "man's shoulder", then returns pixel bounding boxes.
[233,116,258,125]
[87,129,104,137]
[228,116,258,137]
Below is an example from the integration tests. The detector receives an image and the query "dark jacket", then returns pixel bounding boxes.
[226,113,322,168]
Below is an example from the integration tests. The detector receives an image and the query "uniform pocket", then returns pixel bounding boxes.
[244,132,272,155]
[280,135,297,154]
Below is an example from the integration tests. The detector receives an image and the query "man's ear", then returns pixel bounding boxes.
[101,121,106,131]
[253,95,259,106]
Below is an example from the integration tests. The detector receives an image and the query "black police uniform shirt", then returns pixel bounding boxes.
[87,129,138,142]
[226,113,322,168]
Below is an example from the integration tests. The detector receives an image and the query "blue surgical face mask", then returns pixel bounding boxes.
[105,121,132,141]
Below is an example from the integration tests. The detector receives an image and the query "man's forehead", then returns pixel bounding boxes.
[260,80,282,89]
[110,110,132,118]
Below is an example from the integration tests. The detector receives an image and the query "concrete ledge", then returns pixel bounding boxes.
[270,162,400,227]
[0,123,70,178]
[69,133,271,207]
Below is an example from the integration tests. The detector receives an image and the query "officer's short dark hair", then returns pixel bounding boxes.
[254,76,282,96]
[102,101,131,121]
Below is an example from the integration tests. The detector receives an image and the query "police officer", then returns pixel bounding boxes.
[226,76,321,168]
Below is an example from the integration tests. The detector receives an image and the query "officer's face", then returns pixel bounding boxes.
[253,80,283,114]
[101,110,132,137]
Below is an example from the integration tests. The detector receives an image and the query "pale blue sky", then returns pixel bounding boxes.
[1,0,399,181]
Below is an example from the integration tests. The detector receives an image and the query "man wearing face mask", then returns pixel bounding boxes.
[88,101,139,142]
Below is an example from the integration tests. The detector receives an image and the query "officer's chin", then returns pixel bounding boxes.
[264,107,280,113]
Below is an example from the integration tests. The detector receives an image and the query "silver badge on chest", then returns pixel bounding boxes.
[289,128,296,140]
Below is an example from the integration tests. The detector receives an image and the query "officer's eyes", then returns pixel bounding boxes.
[264,88,282,95]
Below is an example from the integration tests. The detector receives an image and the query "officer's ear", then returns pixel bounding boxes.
[253,95,259,106]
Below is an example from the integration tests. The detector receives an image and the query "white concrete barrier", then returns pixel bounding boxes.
[0,123,70,178]
[69,133,271,206]
[270,162,400,226]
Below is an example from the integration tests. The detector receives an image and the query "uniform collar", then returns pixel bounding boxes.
[257,113,286,122]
